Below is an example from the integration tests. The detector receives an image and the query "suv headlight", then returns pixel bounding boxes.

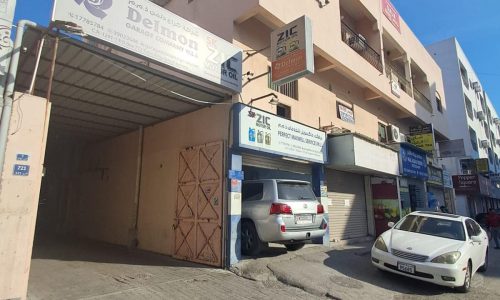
[374,236,388,252]
[431,251,461,264]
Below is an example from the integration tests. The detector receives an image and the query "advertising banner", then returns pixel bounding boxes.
[438,139,466,158]
[452,175,479,193]
[382,0,401,33]
[337,103,355,124]
[236,104,327,163]
[52,0,242,93]
[399,144,428,180]
[442,170,453,188]
[0,0,16,79]
[427,166,443,186]
[271,15,314,85]
[476,158,489,173]
[408,124,434,153]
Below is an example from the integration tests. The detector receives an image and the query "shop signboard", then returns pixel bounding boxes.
[399,144,428,180]
[235,104,327,164]
[452,175,479,193]
[271,15,314,85]
[52,0,242,93]
[337,103,355,124]
[476,158,489,173]
[382,0,401,33]
[408,124,434,153]
[438,139,466,158]
[427,166,443,186]
[442,170,453,188]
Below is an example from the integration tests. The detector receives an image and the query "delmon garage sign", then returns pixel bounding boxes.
[52,0,242,93]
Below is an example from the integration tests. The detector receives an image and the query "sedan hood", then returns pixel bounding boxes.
[388,230,464,258]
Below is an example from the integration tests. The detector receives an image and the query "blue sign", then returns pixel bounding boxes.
[16,154,29,161]
[13,164,30,176]
[228,170,244,180]
[400,145,428,180]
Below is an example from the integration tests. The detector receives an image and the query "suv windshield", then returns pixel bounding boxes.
[395,215,466,241]
[277,182,316,200]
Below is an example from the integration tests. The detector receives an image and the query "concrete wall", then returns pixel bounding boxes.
[75,131,141,246]
[137,105,230,256]
[0,93,50,300]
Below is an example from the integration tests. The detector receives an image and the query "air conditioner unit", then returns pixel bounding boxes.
[387,125,401,143]
[494,118,500,125]
[477,111,486,121]
[481,140,490,148]
[472,82,482,93]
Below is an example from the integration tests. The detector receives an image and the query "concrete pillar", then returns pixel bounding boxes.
[312,164,329,246]
[227,153,242,266]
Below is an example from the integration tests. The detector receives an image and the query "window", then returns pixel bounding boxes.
[465,95,474,120]
[436,94,443,113]
[277,182,316,200]
[395,215,465,241]
[268,67,299,100]
[242,183,264,202]
[378,123,387,143]
[469,127,478,152]
[465,220,481,238]
[459,61,469,89]
[337,102,355,124]
[276,103,291,119]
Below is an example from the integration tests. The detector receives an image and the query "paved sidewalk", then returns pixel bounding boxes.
[27,236,319,300]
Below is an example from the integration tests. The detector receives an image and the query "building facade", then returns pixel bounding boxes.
[1,1,455,298]
[427,38,500,217]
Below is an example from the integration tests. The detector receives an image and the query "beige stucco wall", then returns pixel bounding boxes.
[0,93,50,300]
[137,104,230,256]
[75,131,140,246]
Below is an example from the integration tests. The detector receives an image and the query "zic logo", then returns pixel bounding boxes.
[75,0,113,19]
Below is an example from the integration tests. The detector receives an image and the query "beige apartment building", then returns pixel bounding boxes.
[0,1,451,298]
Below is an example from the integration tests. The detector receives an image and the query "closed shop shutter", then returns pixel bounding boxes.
[327,170,368,241]
[242,154,311,175]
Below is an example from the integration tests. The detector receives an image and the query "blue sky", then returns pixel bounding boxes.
[392,0,500,109]
[12,0,500,110]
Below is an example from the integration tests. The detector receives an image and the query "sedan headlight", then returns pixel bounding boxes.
[374,236,388,252]
[431,251,461,264]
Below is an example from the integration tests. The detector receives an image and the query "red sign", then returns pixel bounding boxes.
[382,0,401,33]
[452,175,479,193]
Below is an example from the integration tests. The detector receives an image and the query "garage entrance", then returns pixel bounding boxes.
[18,27,232,268]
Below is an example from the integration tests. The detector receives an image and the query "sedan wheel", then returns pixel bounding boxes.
[456,262,472,293]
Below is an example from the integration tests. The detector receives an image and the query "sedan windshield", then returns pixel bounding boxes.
[277,182,316,200]
[395,215,466,241]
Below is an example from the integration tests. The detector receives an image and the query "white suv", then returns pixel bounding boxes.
[241,179,327,256]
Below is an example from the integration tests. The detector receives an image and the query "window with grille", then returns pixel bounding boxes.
[268,67,299,100]
[276,103,291,119]
[378,123,387,143]
[469,127,478,152]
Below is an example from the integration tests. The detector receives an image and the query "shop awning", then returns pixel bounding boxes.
[15,27,231,142]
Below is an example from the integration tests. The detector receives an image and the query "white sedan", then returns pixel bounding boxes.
[371,211,489,293]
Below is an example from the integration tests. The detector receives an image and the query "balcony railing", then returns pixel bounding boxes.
[412,85,433,113]
[341,22,383,73]
[385,63,411,95]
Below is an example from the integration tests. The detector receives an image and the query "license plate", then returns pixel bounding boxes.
[397,262,415,274]
[295,214,313,224]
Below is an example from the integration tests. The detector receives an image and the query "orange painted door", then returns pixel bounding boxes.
[174,141,224,266]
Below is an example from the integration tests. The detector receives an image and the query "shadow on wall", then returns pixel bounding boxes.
[31,233,209,269]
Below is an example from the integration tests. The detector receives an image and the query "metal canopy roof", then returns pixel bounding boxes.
[15,27,230,142]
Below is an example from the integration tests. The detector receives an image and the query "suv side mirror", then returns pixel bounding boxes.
[388,222,395,228]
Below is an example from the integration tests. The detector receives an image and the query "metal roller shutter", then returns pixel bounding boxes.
[327,170,368,241]
[242,154,311,175]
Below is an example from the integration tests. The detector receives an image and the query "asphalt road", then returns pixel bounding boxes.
[234,242,500,299]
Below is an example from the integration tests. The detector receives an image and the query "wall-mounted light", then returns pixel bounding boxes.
[248,93,280,107]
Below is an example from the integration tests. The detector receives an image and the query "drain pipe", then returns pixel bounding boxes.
[0,20,37,177]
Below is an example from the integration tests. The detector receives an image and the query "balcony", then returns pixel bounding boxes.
[385,63,411,95]
[341,22,383,73]
[412,85,433,113]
